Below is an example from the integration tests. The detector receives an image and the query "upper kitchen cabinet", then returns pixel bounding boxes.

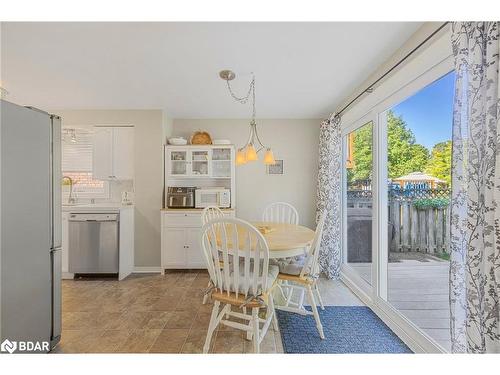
[165,145,234,179]
[93,126,134,180]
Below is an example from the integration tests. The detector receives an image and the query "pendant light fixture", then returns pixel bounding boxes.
[219,70,275,166]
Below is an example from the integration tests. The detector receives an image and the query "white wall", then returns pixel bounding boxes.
[54,109,164,267]
[173,119,321,227]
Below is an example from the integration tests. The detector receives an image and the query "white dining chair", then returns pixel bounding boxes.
[201,206,226,304]
[201,205,225,225]
[200,217,279,353]
[262,202,299,225]
[274,211,327,339]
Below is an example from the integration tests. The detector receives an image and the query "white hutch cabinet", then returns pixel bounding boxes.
[161,145,236,272]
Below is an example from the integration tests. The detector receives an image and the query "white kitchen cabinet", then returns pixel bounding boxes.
[161,210,235,271]
[166,148,210,178]
[186,228,205,267]
[162,227,187,267]
[93,126,134,180]
[93,127,113,180]
[165,146,234,179]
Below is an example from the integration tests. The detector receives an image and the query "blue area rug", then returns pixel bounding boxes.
[277,306,413,353]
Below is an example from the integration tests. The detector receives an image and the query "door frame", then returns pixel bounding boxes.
[341,112,378,300]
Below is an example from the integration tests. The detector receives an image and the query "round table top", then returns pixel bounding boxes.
[215,221,315,259]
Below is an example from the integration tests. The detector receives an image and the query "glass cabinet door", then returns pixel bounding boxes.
[191,150,210,176]
[169,150,189,176]
[211,148,232,178]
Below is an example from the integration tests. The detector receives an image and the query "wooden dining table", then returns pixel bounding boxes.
[215,221,315,259]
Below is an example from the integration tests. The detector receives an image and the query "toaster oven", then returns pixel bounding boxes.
[166,187,195,208]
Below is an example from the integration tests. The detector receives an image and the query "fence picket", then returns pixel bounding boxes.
[445,207,450,254]
[436,209,443,253]
[411,206,418,251]
[402,202,410,251]
[418,210,426,252]
[427,210,435,253]
[393,200,401,252]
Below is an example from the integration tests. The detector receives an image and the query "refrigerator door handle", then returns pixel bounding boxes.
[51,116,62,249]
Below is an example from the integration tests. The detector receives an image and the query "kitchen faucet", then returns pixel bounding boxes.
[62,176,76,204]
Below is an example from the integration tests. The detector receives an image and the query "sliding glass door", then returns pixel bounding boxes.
[340,52,455,353]
[383,72,454,351]
[343,118,375,293]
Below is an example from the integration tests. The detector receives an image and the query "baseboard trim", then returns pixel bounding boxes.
[133,266,162,273]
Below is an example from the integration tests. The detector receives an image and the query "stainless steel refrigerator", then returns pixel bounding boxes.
[1,99,62,353]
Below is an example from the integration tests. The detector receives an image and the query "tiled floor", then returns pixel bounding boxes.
[53,271,363,354]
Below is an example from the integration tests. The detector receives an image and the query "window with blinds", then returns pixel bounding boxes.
[62,128,109,198]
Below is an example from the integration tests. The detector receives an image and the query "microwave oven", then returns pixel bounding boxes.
[195,188,231,208]
[166,187,195,208]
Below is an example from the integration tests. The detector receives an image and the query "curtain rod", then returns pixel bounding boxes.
[334,22,450,118]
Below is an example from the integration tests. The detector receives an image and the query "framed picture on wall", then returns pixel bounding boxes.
[267,160,283,175]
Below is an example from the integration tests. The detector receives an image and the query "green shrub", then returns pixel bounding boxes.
[413,198,449,210]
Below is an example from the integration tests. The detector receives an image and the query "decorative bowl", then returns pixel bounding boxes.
[168,137,188,145]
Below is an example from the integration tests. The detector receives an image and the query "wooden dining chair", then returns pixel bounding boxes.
[262,202,299,225]
[200,217,279,353]
[201,206,225,304]
[274,211,327,339]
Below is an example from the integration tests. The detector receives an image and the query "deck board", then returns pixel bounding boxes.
[349,259,451,351]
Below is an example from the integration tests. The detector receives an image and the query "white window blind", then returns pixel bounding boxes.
[62,128,109,198]
[62,130,93,171]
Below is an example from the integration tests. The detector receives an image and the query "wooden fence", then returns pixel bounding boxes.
[389,199,450,254]
[347,187,451,254]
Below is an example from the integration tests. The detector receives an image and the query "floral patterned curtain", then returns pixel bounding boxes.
[449,22,500,353]
[316,115,342,279]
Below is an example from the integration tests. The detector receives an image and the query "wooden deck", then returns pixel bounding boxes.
[349,259,451,351]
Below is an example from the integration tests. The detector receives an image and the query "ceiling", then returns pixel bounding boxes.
[1,22,422,118]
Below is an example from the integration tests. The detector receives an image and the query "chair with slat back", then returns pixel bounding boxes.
[262,202,299,225]
[274,211,327,339]
[201,205,225,225]
[201,206,225,304]
[200,217,279,353]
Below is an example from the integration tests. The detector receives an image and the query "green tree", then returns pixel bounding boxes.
[348,111,430,183]
[387,111,429,178]
[425,140,452,185]
[348,122,372,182]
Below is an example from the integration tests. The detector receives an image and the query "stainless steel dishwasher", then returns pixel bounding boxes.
[68,213,119,274]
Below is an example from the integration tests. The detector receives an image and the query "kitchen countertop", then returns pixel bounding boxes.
[160,207,235,212]
[62,202,134,212]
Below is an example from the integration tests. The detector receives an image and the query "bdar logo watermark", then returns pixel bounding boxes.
[1,339,17,354]
[1,338,49,353]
